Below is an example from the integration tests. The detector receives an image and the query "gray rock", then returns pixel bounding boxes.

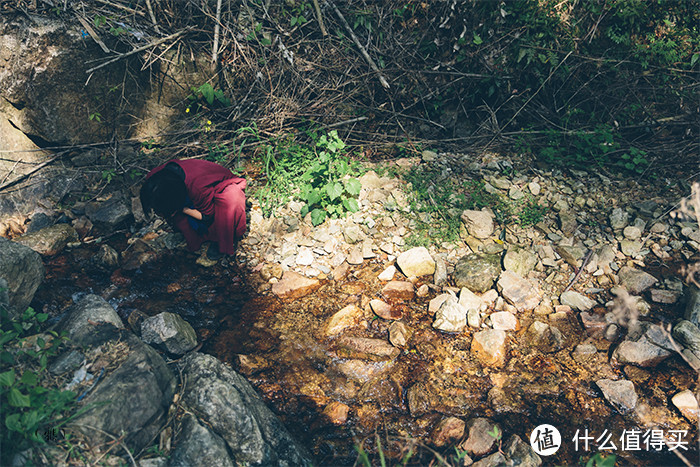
[396,246,436,277]
[558,211,578,236]
[673,320,700,354]
[16,223,78,256]
[526,321,563,353]
[26,212,53,234]
[433,295,467,333]
[421,150,438,162]
[459,417,500,457]
[454,254,502,293]
[555,244,586,269]
[0,237,44,318]
[73,333,176,454]
[94,244,120,270]
[85,196,133,229]
[623,225,642,240]
[169,414,234,467]
[141,312,198,355]
[610,207,629,230]
[179,353,311,466]
[684,284,700,327]
[560,291,596,312]
[612,336,671,367]
[620,239,643,257]
[434,255,448,286]
[497,270,541,311]
[461,208,495,239]
[504,434,542,467]
[596,379,637,412]
[471,451,506,467]
[643,323,676,351]
[0,278,8,311]
[56,295,124,346]
[618,266,658,294]
[503,246,538,277]
[48,349,85,376]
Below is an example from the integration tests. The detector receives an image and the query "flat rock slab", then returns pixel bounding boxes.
[271,271,320,301]
[335,336,400,361]
[560,290,596,312]
[325,304,363,337]
[16,223,78,256]
[618,266,658,294]
[596,379,637,413]
[382,280,415,302]
[497,270,541,311]
[612,337,671,367]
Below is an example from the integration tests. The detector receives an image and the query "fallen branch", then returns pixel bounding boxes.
[0,152,67,193]
[211,0,223,69]
[76,16,110,53]
[85,29,187,75]
[326,0,390,90]
[144,0,160,33]
[312,0,327,37]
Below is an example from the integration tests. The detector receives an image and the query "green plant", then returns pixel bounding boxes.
[583,452,617,467]
[187,83,231,114]
[102,168,116,184]
[518,198,547,226]
[298,131,362,226]
[88,112,102,123]
[206,143,230,165]
[0,305,76,464]
[287,2,310,27]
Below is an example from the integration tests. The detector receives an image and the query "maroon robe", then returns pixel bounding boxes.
[146,159,246,255]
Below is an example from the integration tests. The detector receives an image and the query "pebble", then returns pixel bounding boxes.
[596,379,638,413]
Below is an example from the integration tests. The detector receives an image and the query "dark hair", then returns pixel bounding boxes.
[140,168,186,218]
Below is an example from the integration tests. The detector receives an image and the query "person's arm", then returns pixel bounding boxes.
[182,207,202,220]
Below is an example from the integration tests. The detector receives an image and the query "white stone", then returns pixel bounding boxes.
[378,265,396,281]
[396,246,436,277]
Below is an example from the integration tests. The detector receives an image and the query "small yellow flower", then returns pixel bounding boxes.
[185,107,190,113]
[207,120,212,125]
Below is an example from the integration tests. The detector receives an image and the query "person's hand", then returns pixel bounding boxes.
[182,207,203,220]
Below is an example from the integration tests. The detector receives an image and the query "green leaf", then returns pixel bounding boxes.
[327,182,344,201]
[0,369,15,387]
[5,413,22,432]
[473,33,483,45]
[306,189,322,206]
[20,371,37,387]
[343,198,360,213]
[9,388,31,407]
[691,53,699,68]
[310,209,327,226]
[345,178,362,196]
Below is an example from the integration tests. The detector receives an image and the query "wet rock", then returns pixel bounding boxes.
[650,288,681,305]
[16,223,77,256]
[323,401,350,425]
[610,207,629,230]
[396,246,436,277]
[85,196,133,229]
[559,291,596,312]
[407,382,433,416]
[684,284,700,326]
[503,434,542,467]
[271,271,320,301]
[179,353,311,465]
[612,337,671,367]
[472,451,506,467]
[497,270,541,311]
[672,320,700,354]
[25,212,53,234]
[336,337,400,361]
[382,281,415,302]
[471,329,507,367]
[370,299,400,320]
[0,237,44,318]
[618,266,657,294]
[169,414,234,467]
[141,312,197,355]
[454,254,502,293]
[459,417,500,457]
[56,294,124,346]
[48,349,85,376]
[389,321,410,348]
[431,416,465,447]
[234,354,270,376]
[325,304,364,337]
[94,244,119,270]
[596,379,637,413]
[433,295,467,333]
[488,311,518,331]
[120,239,158,271]
[461,208,495,239]
[671,389,699,423]
[526,321,563,353]
[333,359,395,381]
[377,265,396,281]
[503,246,538,277]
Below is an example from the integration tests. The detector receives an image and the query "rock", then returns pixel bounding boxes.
[396,246,436,277]
[343,224,364,244]
[526,321,563,353]
[347,246,364,265]
[580,311,607,334]
[684,284,700,326]
[459,417,500,457]
[472,451,506,467]
[623,225,642,240]
[179,353,311,465]
[596,379,637,412]
[323,401,350,425]
[25,212,53,234]
[370,299,400,320]
[85,196,133,229]
[454,254,502,293]
[673,320,700,354]
[389,321,410,348]
[421,150,438,162]
[336,337,400,361]
[16,223,77,256]
[497,270,541,311]
[459,287,485,312]
[431,416,465,447]
[612,337,671,367]
[48,349,85,376]
[671,390,699,423]
[295,247,314,266]
[428,293,451,314]
[610,207,629,230]
[141,312,198,355]
[528,181,541,196]
[618,266,657,294]
[468,309,481,328]
[56,294,124,346]
[271,271,320,301]
[325,304,364,337]
[560,291,596,312]
[555,244,586,269]
[503,246,538,277]
[489,311,518,331]
[0,237,44,317]
[433,295,467,333]
[504,434,542,467]
[382,281,415,302]
[233,355,270,376]
[94,244,119,270]
[333,359,395,382]
[461,208,495,239]
[558,211,578,235]
[74,332,176,454]
[378,265,396,281]
[643,323,675,351]
[434,256,448,286]
[650,288,681,305]
[471,329,508,367]
[620,240,643,257]
[169,414,234,467]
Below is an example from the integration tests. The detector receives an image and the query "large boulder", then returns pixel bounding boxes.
[179,353,311,466]
[454,254,502,293]
[0,237,44,317]
[169,414,234,467]
[56,294,124,346]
